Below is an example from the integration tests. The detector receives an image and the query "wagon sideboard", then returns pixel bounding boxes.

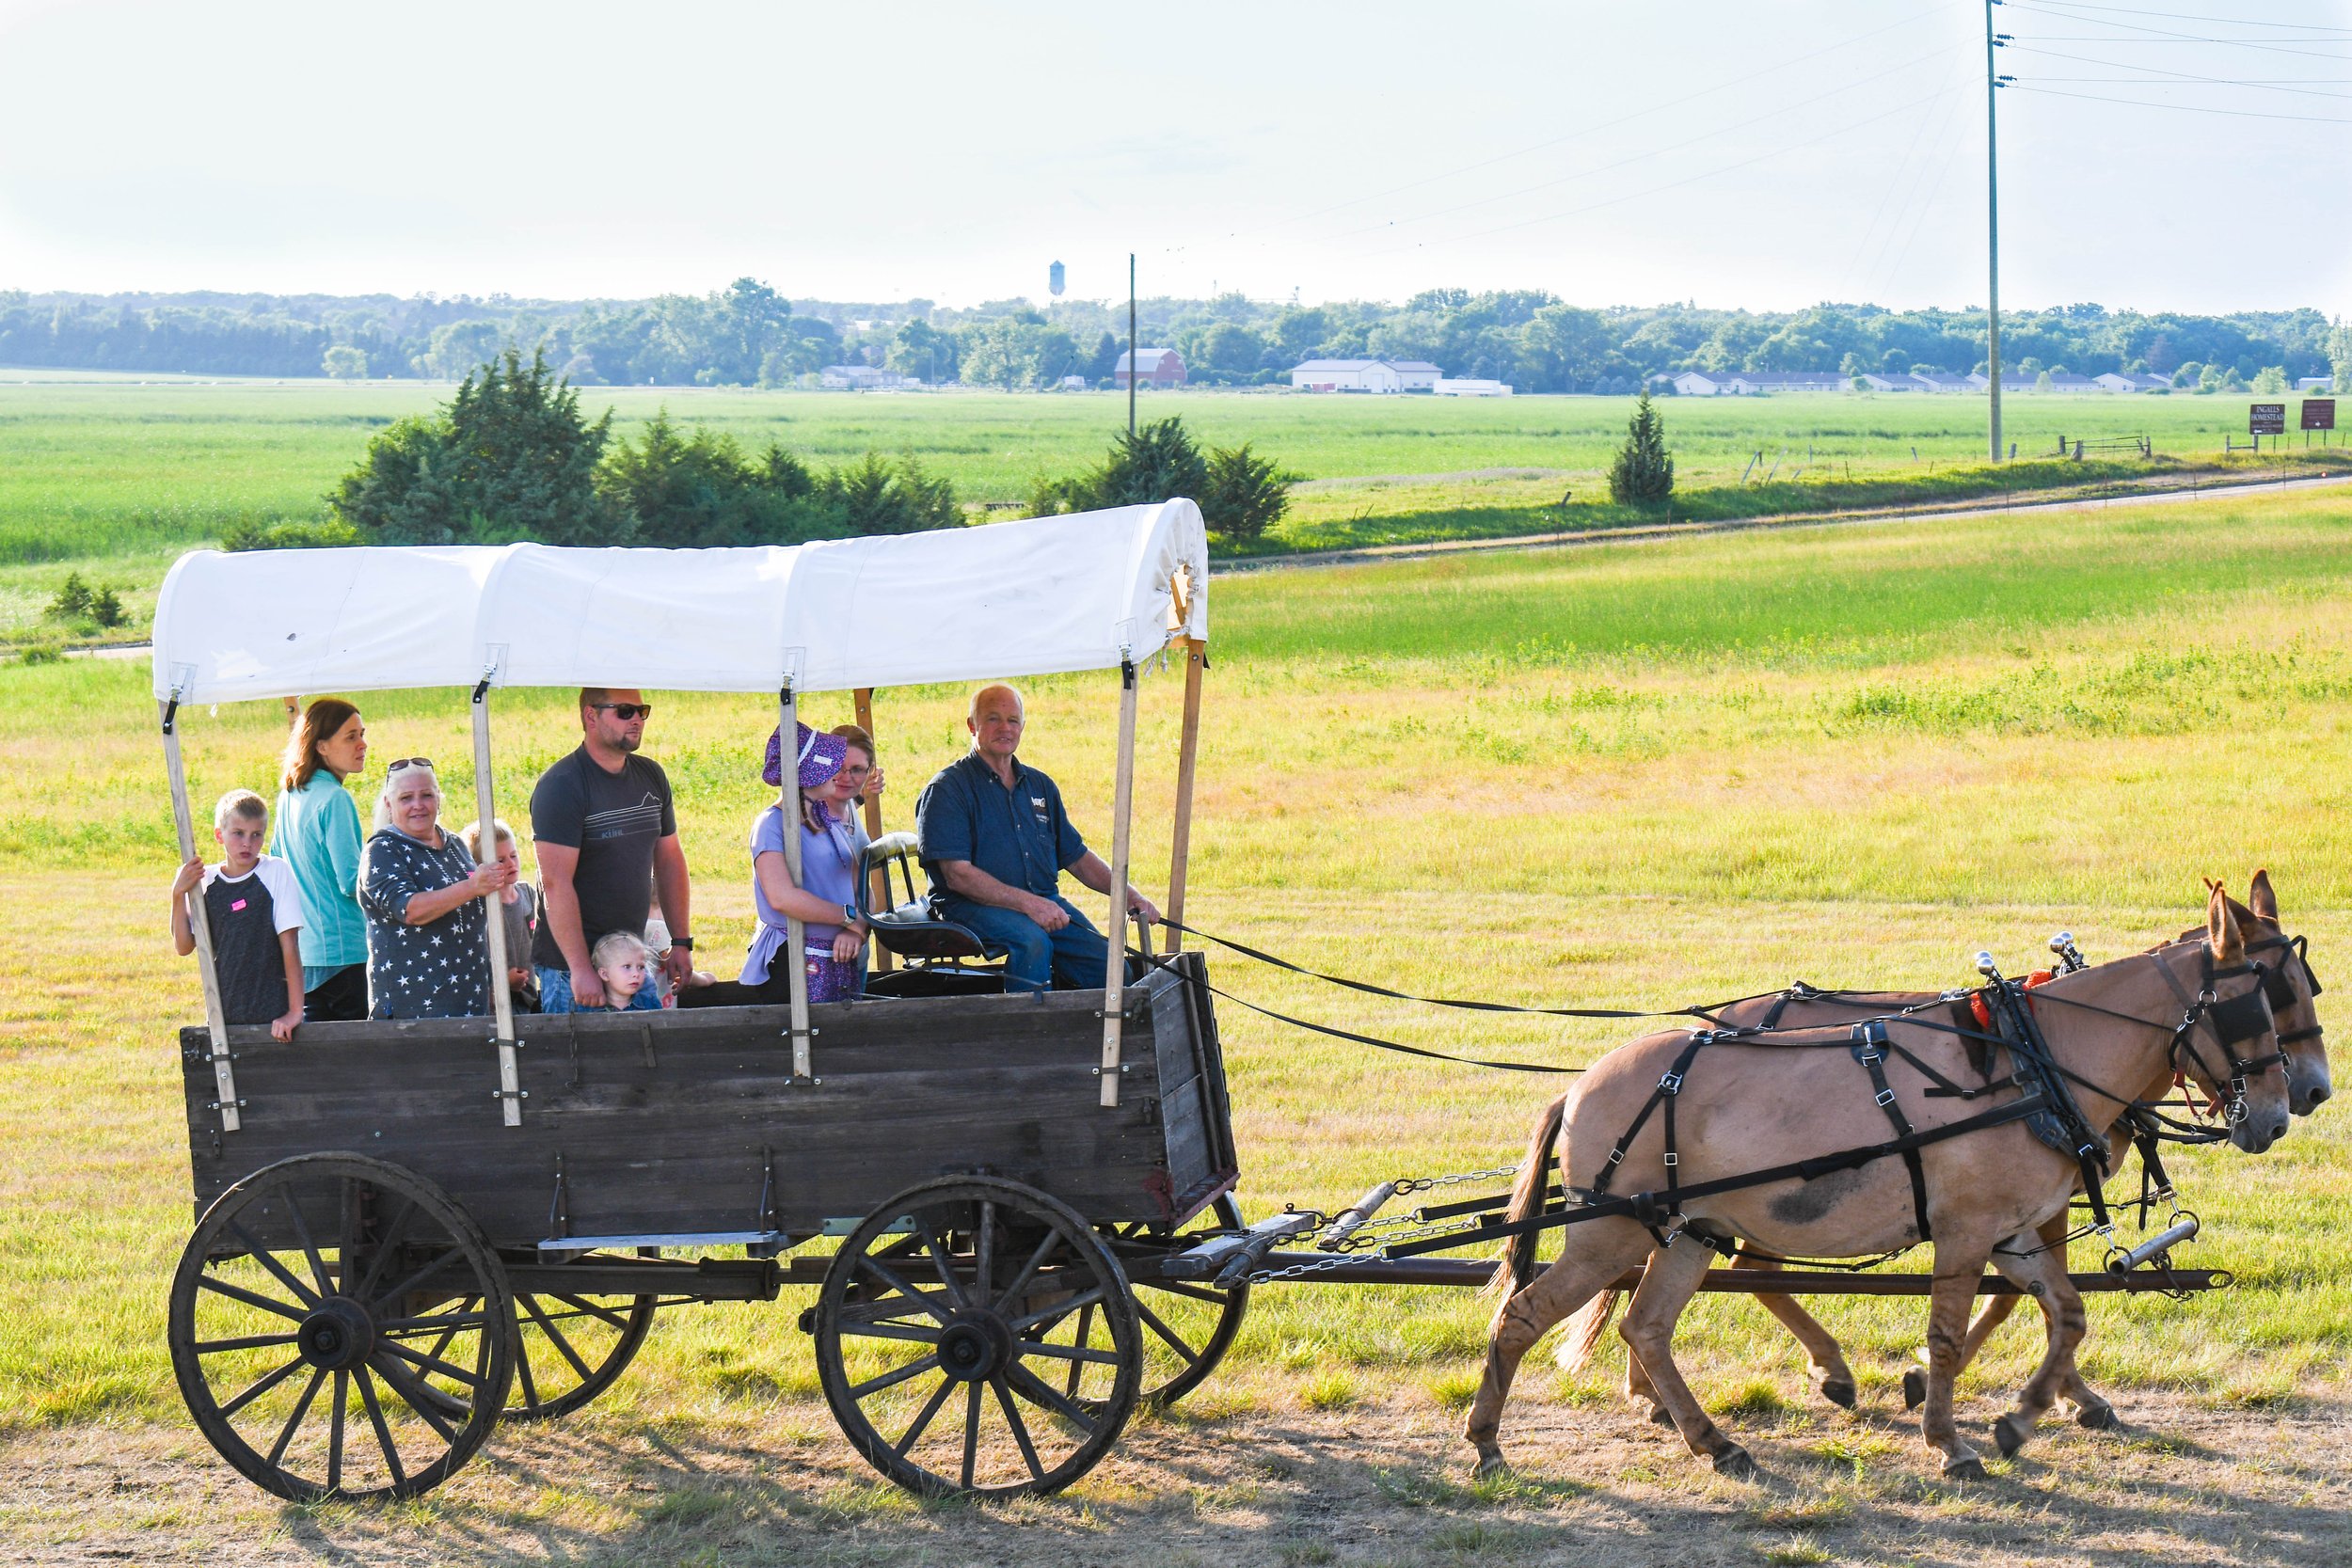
[182,953,1236,1247]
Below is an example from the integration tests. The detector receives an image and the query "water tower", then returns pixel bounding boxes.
[1048,260,1065,297]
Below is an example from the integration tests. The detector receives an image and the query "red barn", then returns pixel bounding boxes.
[1113,347,1186,388]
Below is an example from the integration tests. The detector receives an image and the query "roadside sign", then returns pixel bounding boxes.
[2303,399,2337,432]
[2249,403,2287,436]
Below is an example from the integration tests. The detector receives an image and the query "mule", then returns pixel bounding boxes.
[1462,887,2289,1481]
[1604,872,2327,1436]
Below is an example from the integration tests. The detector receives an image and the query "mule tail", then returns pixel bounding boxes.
[1485,1090,1568,1301]
[1555,1287,1622,1372]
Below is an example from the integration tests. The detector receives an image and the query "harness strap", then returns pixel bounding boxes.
[1851,1021,1932,1243]
[1405,1094,2050,1259]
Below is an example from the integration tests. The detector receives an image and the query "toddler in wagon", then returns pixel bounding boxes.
[168,789,307,1041]
[588,929,663,1012]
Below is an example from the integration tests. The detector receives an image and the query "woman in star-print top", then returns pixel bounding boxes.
[358,758,515,1020]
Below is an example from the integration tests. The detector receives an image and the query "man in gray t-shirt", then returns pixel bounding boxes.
[530,688,695,1010]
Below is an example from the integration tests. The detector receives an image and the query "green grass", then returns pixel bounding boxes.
[4,377,2339,641]
[3,485,2350,1449]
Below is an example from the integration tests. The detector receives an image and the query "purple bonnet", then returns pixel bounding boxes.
[764,721,849,789]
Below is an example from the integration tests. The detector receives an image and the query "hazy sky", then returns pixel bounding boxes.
[4,0,2348,314]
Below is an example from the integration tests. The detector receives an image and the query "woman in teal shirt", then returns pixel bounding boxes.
[273,699,371,1020]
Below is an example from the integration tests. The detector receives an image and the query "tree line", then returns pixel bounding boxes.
[6,281,2346,394]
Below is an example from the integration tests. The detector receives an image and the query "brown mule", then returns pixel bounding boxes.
[1462,887,2290,1481]
[1603,872,2327,1440]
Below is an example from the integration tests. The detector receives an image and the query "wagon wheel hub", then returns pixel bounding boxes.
[935,1310,1013,1384]
[296,1295,378,1371]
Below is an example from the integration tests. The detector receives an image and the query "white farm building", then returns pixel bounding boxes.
[1289,357,1441,393]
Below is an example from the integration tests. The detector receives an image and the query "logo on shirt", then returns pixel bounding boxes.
[586,793,667,843]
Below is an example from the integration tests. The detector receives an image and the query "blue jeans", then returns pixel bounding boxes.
[536,965,663,1013]
[937,895,1110,993]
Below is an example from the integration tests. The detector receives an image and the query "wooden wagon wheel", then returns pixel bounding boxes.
[167,1152,515,1502]
[811,1175,1142,1498]
[1100,1194,1248,1412]
[405,1250,660,1425]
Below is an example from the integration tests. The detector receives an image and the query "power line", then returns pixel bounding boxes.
[2023,1,2352,35]
[1366,85,1969,256]
[2008,82,2352,120]
[1217,0,1967,242]
[2005,3,2352,60]
[1333,41,1963,241]
[2007,41,2352,98]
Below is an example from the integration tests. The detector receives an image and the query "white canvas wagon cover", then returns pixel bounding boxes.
[151,500,1208,704]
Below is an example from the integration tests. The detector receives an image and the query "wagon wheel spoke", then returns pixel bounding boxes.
[217,1355,307,1419]
[893,1374,958,1458]
[512,1320,544,1410]
[326,1370,348,1494]
[920,1223,972,1311]
[353,1367,407,1492]
[1019,1337,1124,1368]
[196,1271,310,1323]
[993,1229,1064,1313]
[374,1305,488,1338]
[375,1337,485,1390]
[549,1292,634,1333]
[973,1201,995,1305]
[957,1381,984,1491]
[834,1320,944,1346]
[992,1376,1046,1483]
[192,1330,304,1354]
[854,1256,954,1325]
[1133,1298,1201,1367]
[1003,1362,1099,1434]
[520,1294,596,1384]
[1062,1303,1095,1400]
[266,1366,328,1469]
[284,1192,336,1300]
[1006,1284,1106,1337]
[226,1217,321,1309]
[370,1246,464,1313]
[368,1355,461,1444]
[850,1354,941,1400]
[351,1197,419,1304]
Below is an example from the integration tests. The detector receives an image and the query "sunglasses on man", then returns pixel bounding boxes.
[593,703,654,721]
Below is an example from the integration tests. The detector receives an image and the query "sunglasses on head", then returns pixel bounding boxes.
[387,756,434,773]
[594,703,654,721]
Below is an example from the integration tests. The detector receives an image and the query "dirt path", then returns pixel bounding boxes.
[9,1386,2348,1567]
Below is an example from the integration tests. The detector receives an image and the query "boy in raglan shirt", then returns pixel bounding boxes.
[169,789,307,1041]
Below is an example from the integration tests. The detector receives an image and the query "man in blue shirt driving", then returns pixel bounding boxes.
[914,683,1160,992]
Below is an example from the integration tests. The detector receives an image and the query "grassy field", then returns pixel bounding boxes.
[5,374,2341,645]
[3,482,2349,1560]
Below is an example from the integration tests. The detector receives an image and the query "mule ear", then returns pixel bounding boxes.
[2208,884,2245,964]
[2203,876,2223,896]
[2249,868,2279,922]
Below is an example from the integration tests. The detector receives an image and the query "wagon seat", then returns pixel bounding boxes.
[856,832,1009,997]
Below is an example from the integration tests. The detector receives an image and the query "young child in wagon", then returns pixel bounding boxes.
[168,788,307,1041]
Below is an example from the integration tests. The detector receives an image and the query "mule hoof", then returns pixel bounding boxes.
[1820,1378,1858,1411]
[1943,1455,1987,1481]
[1994,1415,2031,1458]
[1712,1446,1757,1480]
[1472,1452,1511,1481]
[2074,1402,2120,1432]
[1648,1403,1676,1428]
[1902,1369,1927,1411]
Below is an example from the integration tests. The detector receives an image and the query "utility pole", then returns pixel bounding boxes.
[1128,253,1138,437]
[1985,0,2008,464]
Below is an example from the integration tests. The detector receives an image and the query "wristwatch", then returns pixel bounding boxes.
[672,935,694,951]
[842,903,860,926]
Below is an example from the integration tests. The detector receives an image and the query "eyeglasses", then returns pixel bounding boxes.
[594,703,654,721]
[840,765,872,780]
[386,756,434,773]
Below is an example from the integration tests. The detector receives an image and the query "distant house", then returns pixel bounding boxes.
[2297,375,2334,393]
[1969,372,2098,392]
[1389,360,1443,392]
[1114,348,1187,388]
[1908,372,1974,393]
[1855,372,1913,392]
[1290,357,1405,393]
[1667,371,1728,395]
[1721,371,1850,395]
[2092,372,2172,393]
[1432,377,1512,397]
[819,364,912,390]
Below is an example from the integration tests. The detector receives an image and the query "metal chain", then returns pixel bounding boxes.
[1391,1164,1520,1196]
[1248,1252,1366,1283]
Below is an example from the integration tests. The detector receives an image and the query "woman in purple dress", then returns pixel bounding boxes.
[739,722,870,1003]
